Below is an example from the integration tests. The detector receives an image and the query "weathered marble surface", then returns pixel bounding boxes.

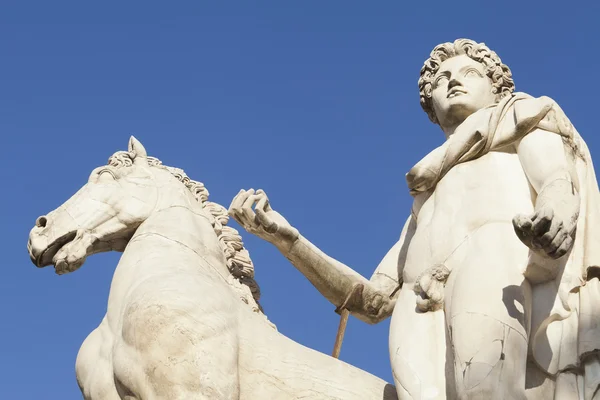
[231,39,600,399]
[28,137,398,399]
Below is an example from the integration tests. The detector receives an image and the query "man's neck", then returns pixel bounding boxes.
[441,123,459,139]
[438,109,472,138]
[439,103,497,139]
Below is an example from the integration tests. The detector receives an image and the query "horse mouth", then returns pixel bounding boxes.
[35,231,77,268]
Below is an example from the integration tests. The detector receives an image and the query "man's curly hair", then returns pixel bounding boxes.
[418,39,515,124]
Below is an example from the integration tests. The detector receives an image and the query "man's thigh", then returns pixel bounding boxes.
[444,226,531,398]
[445,223,532,336]
[390,287,448,399]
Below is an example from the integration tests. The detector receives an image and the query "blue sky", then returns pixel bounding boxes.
[2,1,600,398]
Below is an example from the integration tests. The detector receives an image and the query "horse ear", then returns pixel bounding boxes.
[128,136,148,163]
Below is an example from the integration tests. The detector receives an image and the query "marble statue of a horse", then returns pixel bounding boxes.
[28,137,397,400]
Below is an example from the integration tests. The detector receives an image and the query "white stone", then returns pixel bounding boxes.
[230,39,600,399]
[28,137,398,399]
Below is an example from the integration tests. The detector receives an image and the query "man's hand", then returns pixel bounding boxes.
[228,189,299,251]
[513,206,575,259]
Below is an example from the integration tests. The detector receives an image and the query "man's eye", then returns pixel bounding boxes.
[465,69,482,78]
[434,75,448,86]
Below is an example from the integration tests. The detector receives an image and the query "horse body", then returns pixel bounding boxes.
[29,138,397,400]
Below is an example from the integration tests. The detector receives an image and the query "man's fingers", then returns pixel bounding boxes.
[535,220,562,248]
[256,189,273,211]
[513,214,533,231]
[229,189,254,227]
[230,189,250,212]
[241,193,261,229]
[228,190,243,218]
[545,228,569,253]
[231,189,280,235]
[229,189,250,217]
[254,192,279,233]
[513,214,533,246]
[255,195,272,225]
[256,208,278,233]
[548,235,573,259]
[241,190,258,211]
[532,208,554,236]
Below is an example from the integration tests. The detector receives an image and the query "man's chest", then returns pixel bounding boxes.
[412,150,534,227]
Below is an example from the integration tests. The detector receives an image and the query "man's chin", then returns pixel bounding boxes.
[442,102,480,123]
[447,98,477,111]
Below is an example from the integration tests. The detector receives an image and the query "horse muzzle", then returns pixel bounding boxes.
[28,221,77,268]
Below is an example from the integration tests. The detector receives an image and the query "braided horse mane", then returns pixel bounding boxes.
[107,151,265,316]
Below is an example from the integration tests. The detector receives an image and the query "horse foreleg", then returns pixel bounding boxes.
[76,317,121,400]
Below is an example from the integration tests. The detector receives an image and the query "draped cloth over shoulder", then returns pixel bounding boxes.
[406,92,600,386]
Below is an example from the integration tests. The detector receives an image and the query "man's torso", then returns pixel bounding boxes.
[402,146,535,285]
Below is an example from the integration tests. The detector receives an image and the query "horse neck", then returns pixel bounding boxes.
[118,202,231,281]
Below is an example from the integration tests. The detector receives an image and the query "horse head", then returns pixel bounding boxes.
[28,136,263,312]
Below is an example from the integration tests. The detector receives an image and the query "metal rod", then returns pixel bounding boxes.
[332,308,350,358]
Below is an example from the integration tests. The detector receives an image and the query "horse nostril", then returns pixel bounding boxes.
[36,216,48,228]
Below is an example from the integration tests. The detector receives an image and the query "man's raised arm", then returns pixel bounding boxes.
[229,189,415,324]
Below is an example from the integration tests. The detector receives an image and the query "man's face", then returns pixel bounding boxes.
[431,54,497,127]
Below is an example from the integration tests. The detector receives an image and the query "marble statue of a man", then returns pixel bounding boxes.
[229,39,600,399]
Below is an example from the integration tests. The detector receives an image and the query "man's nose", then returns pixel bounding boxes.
[448,77,462,89]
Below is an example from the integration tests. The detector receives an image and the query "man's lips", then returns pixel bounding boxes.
[447,88,467,98]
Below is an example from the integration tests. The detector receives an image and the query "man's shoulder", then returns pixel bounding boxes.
[495,93,571,145]
[513,94,556,120]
